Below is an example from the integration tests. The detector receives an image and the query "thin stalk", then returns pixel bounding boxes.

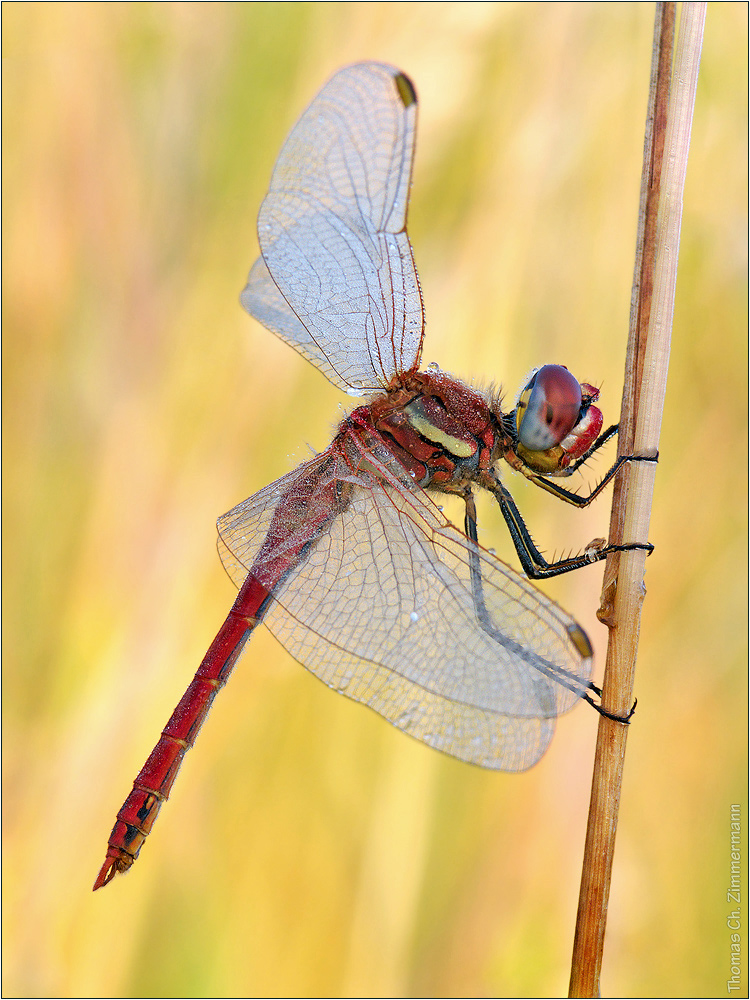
[568,4,706,996]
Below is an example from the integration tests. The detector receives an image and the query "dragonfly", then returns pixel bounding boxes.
[94,62,651,890]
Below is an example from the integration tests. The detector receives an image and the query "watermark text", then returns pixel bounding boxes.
[726,803,743,993]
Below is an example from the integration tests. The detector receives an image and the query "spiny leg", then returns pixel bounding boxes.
[486,474,651,580]
[525,452,659,508]
[463,489,635,723]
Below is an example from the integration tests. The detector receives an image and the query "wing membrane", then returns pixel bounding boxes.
[241,62,424,394]
[217,442,592,772]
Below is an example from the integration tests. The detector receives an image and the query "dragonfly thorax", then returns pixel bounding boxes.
[354,370,500,489]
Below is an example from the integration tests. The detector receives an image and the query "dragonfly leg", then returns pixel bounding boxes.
[583,682,637,724]
[551,422,656,479]
[526,451,660,508]
[566,422,620,472]
[462,488,491,625]
[463,488,598,705]
[464,491,636,720]
[485,474,653,581]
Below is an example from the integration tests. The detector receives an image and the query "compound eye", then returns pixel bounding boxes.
[517,364,583,451]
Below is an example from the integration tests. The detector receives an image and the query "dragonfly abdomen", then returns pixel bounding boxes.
[93,591,263,888]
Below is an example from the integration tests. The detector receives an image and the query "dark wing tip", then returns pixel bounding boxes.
[566,622,593,660]
[394,71,417,109]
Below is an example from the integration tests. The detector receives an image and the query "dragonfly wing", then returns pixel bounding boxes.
[241,257,349,389]
[242,62,424,394]
[216,450,342,590]
[217,442,593,773]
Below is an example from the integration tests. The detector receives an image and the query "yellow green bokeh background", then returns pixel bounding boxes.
[4,4,746,997]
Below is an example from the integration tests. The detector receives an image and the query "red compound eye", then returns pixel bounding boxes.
[517,365,583,452]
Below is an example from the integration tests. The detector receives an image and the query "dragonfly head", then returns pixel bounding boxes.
[511,365,603,475]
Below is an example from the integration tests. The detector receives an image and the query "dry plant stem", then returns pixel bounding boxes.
[568,3,706,997]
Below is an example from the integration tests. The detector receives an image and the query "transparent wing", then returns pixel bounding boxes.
[217,441,593,772]
[241,62,424,395]
[241,257,351,389]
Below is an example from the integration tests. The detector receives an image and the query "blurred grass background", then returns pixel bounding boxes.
[3,3,746,997]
